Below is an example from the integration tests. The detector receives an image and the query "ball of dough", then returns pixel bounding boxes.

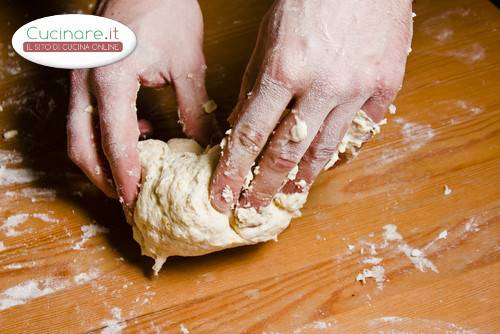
[133,139,307,274]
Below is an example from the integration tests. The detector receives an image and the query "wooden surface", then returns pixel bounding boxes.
[0,0,499,333]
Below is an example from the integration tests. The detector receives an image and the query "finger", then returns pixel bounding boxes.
[240,92,335,209]
[67,69,116,198]
[361,90,398,122]
[281,100,367,195]
[210,77,293,212]
[228,24,267,127]
[91,69,141,209]
[171,51,219,146]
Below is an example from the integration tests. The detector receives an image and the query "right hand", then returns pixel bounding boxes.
[209,0,413,212]
[67,0,217,216]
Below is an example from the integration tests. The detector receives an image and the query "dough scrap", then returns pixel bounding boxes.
[133,109,385,274]
[290,116,308,142]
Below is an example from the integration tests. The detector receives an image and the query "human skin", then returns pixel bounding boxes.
[67,0,216,219]
[210,0,414,212]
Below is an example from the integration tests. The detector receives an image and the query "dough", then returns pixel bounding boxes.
[133,109,385,274]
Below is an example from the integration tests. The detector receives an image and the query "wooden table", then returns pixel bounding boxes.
[0,0,499,333]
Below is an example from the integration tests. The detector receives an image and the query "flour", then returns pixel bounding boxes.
[74,270,100,285]
[3,187,57,202]
[383,224,439,273]
[382,224,403,242]
[1,213,30,236]
[0,278,68,311]
[0,149,23,164]
[179,323,190,334]
[1,213,59,237]
[0,167,42,186]
[464,217,479,232]
[401,122,435,150]
[3,261,37,270]
[362,257,382,265]
[0,241,5,251]
[101,307,126,334]
[71,223,109,250]
[293,320,336,333]
[356,265,385,290]
[368,316,478,334]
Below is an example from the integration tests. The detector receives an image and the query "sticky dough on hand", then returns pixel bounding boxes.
[132,109,385,274]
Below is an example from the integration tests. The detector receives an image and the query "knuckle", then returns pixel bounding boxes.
[317,74,359,101]
[372,78,399,102]
[268,149,301,173]
[233,124,266,154]
[90,66,123,90]
[263,55,300,89]
[307,144,337,162]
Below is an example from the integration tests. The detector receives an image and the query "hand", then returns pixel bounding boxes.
[67,0,216,216]
[210,0,413,212]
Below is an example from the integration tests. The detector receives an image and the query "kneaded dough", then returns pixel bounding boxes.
[133,109,385,274]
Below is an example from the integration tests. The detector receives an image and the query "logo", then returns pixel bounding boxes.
[12,14,137,69]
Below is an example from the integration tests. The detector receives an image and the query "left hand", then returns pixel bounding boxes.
[66,0,216,217]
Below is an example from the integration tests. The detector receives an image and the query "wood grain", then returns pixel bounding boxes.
[0,0,499,333]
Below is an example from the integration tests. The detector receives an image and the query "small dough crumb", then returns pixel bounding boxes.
[287,165,299,181]
[3,130,18,141]
[295,179,307,190]
[84,105,94,114]
[324,109,385,170]
[356,266,385,289]
[438,230,448,240]
[290,116,308,142]
[203,100,217,114]
[243,170,254,190]
[388,104,397,114]
[443,184,452,196]
[221,185,233,203]
[410,248,423,257]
